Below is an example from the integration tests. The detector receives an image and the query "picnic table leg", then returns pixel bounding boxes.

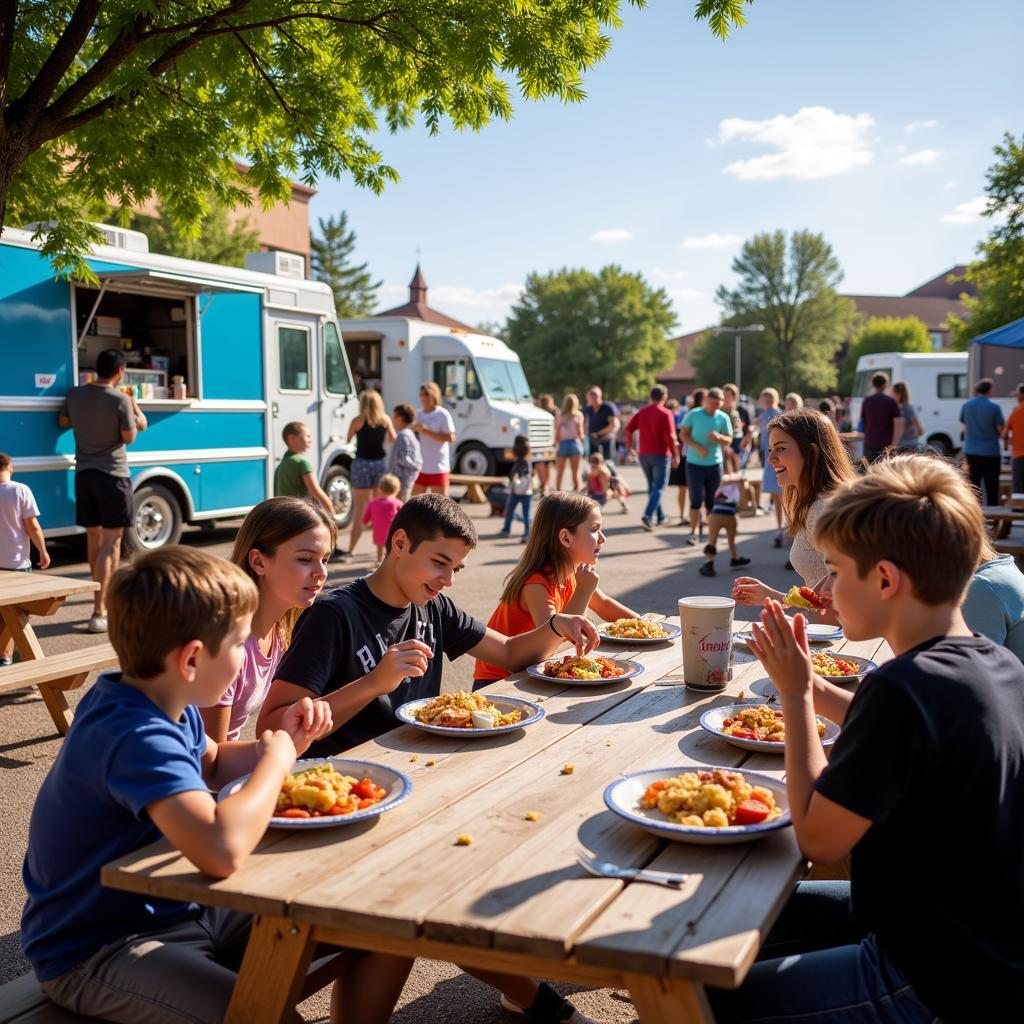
[626,973,715,1024]
[1,607,45,661]
[37,671,87,736]
[225,916,315,1024]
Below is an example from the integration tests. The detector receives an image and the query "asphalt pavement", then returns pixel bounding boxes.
[0,464,798,1021]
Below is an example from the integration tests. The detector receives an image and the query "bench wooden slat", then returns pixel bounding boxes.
[0,644,117,692]
[0,971,103,1024]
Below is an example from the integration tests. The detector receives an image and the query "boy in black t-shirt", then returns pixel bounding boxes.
[258,493,600,1024]
[714,454,1024,1024]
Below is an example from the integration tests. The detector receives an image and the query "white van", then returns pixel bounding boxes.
[340,316,555,475]
[849,352,969,455]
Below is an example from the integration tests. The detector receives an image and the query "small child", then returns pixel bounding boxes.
[0,452,50,665]
[20,546,345,1024]
[363,474,403,564]
[387,403,423,500]
[500,435,533,542]
[586,452,611,506]
[699,481,751,577]
[272,421,335,523]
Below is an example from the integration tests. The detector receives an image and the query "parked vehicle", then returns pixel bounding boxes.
[339,315,554,476]
[849,351,976,455]
[0,225,360,550]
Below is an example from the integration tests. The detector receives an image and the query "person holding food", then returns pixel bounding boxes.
[257,492,601,1023]
[733,409,855,621]
[474,491,638,686]
[714,454,1024,1024]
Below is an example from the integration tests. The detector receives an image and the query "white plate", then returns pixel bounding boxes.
[699,703,840,753]
[597,622,681,645]
[810,653,877,684]
[604,766,791,845]
[395,694,544,736]
[218,758,412,830]
[526,658,645,686]
[734,621,842,647]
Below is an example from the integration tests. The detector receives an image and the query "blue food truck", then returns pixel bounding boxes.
[0,225,359,548]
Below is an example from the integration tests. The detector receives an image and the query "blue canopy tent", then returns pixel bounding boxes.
[970,317,1024,396]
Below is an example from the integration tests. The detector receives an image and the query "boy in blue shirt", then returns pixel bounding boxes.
[20,546,381,1024]
[716,454,1024,1022]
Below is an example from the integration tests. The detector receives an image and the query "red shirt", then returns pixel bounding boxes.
[625,403,677,456]
[1007,404,1024,458]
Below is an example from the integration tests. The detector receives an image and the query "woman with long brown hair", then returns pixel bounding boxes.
[733,408,856,610]
[343,389,396,560]
[198,496,336,742]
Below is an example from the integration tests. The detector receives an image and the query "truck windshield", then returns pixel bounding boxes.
[476,358,533,402]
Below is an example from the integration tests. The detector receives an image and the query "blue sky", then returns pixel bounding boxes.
[310,0,1022,335]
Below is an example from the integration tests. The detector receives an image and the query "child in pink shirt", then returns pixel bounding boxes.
[362,474,403,564]
[199,496,336,741]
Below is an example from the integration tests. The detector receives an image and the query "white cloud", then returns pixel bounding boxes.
[667,287,704,301]
[430,283,524,308]
[717,106,875,181]
[652,267,690,283]
[904,119,939,132]
[681,232,742,250]
[940,196,990,225]
[943,181,959,190]
[590,228,632,243]
[896,148,941,166]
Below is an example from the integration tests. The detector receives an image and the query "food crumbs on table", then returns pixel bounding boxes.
[409,755,418,762]
[525,810,541,821]
[426,759,436,767]
[561,763,575,775]
[456,834,473,846]
[738,690,745,700]
[605,739,613,746]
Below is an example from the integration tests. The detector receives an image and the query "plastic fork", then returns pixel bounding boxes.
[575,849,688,888]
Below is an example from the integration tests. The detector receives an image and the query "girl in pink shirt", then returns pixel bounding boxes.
[362,474,403,565]
[199,496,336,742]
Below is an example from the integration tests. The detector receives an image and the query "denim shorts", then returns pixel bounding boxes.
[558,439,583,458]
[351,457,386,489]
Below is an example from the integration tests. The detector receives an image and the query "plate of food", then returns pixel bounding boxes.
[699,702,840,753]
[218,758,412,830]
[604,766,790,845]
[734,620,843,647]
[527,654,644,685]
[395,690,544,736]
[810,650,877,683]
[597,617,681,645]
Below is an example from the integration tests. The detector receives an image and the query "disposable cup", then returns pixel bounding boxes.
[678,596,734,690]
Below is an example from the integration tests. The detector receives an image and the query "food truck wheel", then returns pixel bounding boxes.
[455,443,496,477]
[323,464,354,528]
[130,484,183,551]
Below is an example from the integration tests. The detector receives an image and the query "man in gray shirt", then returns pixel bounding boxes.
[58,349,147,632]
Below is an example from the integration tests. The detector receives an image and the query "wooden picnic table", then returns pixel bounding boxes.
[981,505,1024,540]
[102,622,891,1023]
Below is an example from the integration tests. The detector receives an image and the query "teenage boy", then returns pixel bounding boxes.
[860,371,902,463]
[960,377,1005,505]
[20,547,414,1024]
[273,421,336,521]
[58,347,147,633]
[717,454,1024,1023]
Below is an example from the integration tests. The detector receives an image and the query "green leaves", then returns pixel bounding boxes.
[505,265,677,398]
[1,2,753,275]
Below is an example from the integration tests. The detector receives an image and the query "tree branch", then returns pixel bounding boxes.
[231,29,296,116]
[0,0,19,123]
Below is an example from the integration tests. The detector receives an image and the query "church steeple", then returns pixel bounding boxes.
[409,264,428,305]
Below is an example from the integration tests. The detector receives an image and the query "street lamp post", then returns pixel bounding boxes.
[717,324,765,396]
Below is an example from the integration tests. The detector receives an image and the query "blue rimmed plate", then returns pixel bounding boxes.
[604,766,791,845]
[526,657,644,686]
[597,621,681,645]
[219,757,412,830]
[395,694,544,736]
[699,703,840,754]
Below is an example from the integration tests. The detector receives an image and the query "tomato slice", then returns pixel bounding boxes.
[352,778,377,800]
[734,799,771,825]
[278,807,311,819]
[729,727,759,740]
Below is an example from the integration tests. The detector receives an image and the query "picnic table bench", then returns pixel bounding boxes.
[101,622,891,1023]
[449,473,507,503]
[981,505,1024,541]
[0,571,117,735]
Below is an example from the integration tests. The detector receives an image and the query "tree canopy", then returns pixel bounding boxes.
[505,266,677,399]
[0,1,753,275]
[839,315,931,394]
[695,230,857,395]
[126,196,260,267]
[949,132,1024,349]
[310,212,379,317]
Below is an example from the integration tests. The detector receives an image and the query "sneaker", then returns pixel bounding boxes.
[520,536,529,544]
[0,654,11,667]
[640,516,653,532]
[686,533,698,546]
[87,614,107,633]
[731,556,751,567]
[499,990,598,1023]
[773,531,784,548]
[699,561,717,577]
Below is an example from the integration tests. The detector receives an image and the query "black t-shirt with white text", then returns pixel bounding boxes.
[276,578,486,755]
[816,634,1024,1020]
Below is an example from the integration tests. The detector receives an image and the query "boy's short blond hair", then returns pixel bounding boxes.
[815,454,983,605]
[108,547,259,679]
